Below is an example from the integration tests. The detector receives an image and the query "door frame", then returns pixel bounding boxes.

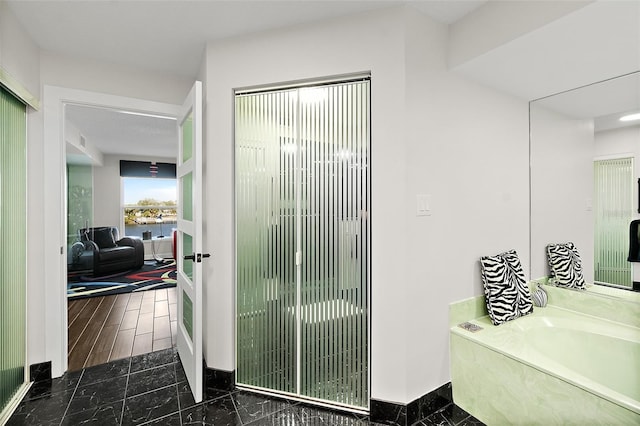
[233,79,372,410]
[43,85,182,377]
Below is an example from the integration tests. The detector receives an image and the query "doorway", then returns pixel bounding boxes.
[64,104,180,371]
[43,85,183,378]
[235,78,371,410]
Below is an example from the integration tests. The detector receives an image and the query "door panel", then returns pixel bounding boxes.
[235,80,371,409]
[176,81,203,403]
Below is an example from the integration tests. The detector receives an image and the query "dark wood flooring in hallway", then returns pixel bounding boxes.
[67,287,177,371]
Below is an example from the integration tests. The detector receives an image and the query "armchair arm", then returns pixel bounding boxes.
[116,237,145,268]
[117,236,141,248]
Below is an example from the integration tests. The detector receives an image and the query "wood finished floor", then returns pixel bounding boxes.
[67,287,177,372]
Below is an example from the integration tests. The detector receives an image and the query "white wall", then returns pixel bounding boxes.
[204,6,407,401]
[33,56,190,370]
[203,7,530,404]
[448,0,591,69]
[39,52,192,105]
[530,105,594,281]
[92,154,177,230]
[65,119,104,166]
[0,0,46,367]
[5,1,532,405]
[403,10,529,401]
[595,126,640,160]
[0,0,40,99]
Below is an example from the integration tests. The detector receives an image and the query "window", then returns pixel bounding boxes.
[123,177,177,238]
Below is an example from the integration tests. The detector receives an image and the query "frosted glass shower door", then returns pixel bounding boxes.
[0,87,28,422]
[235,79,370,410]
[594,157,633,288]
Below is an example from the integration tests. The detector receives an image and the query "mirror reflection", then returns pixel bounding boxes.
[530,71,640,293]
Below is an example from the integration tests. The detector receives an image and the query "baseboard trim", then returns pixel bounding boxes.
[370,382,452,425]
[203,365,235,391]
[29,361,52,383]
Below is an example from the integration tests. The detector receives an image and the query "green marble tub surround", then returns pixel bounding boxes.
[450,305,640,424]
[449,295,488,327]
[451,332,639,425]
[531,277,640,328]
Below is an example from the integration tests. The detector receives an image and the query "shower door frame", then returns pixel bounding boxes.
[234,76,371,412]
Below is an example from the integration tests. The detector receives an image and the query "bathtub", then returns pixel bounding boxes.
[450,305,640,425]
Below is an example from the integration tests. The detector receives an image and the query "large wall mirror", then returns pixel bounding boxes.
[530,71,640,294]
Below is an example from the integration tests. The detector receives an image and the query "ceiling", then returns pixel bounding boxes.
[531,72,640,132]
[7,0,486,161]
[65,104,178,159]
[6,0,640,158]
[7,0,486,78]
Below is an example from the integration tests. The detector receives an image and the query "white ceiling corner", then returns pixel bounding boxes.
[7,0,487,159]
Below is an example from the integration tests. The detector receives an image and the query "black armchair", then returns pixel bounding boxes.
[79,227,144,276]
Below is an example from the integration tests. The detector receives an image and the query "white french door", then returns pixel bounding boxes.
[235,78,371,410]
[176,81,205,402]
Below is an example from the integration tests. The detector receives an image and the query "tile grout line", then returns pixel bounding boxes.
[117,356,133,426]
[174,360,184,426]
[57,368,85,426]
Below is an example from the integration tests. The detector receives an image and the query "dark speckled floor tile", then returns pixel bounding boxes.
[66,375,128,416]
[177,379,229,410]
[455,415,485,426]
[174,360,187,383]
[9,345,482,426]
[437,404,473,425]
[127,364,176,398]
[130,348,177,373]
[80,358,130,386]
[122,384,180,424]
[181,395,243,425]
[6,390,74,426]
[243,405,302,425]
[232,390,292,424]
[60,399,123,425]
[417,403,484,426]
[140,411,182,425]
[296,404,369,425]
[24,370,82,401]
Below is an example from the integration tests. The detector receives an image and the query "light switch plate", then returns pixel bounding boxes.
[417,194,431,216]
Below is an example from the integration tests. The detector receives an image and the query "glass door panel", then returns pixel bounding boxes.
[594,157,633,287]
[235,80,370,410]
[182,172,193,222]
[0,86,27,420]
[236,90,298,394]
[298,82,370,408]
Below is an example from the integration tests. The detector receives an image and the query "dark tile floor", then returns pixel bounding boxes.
[8,348,482,425]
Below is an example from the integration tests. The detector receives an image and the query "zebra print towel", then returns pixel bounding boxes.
[546,242,586,290]
[480,250,534,326]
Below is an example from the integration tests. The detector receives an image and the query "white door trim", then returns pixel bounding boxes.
[43,85,181,377]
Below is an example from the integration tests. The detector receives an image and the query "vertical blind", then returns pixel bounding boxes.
[0,86,27,416]
[594,157,633,288]
[235,80,370,409]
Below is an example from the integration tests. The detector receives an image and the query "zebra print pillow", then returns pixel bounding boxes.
[480,250,533,326]
[500,250,534,316]
[546,242,586,290]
